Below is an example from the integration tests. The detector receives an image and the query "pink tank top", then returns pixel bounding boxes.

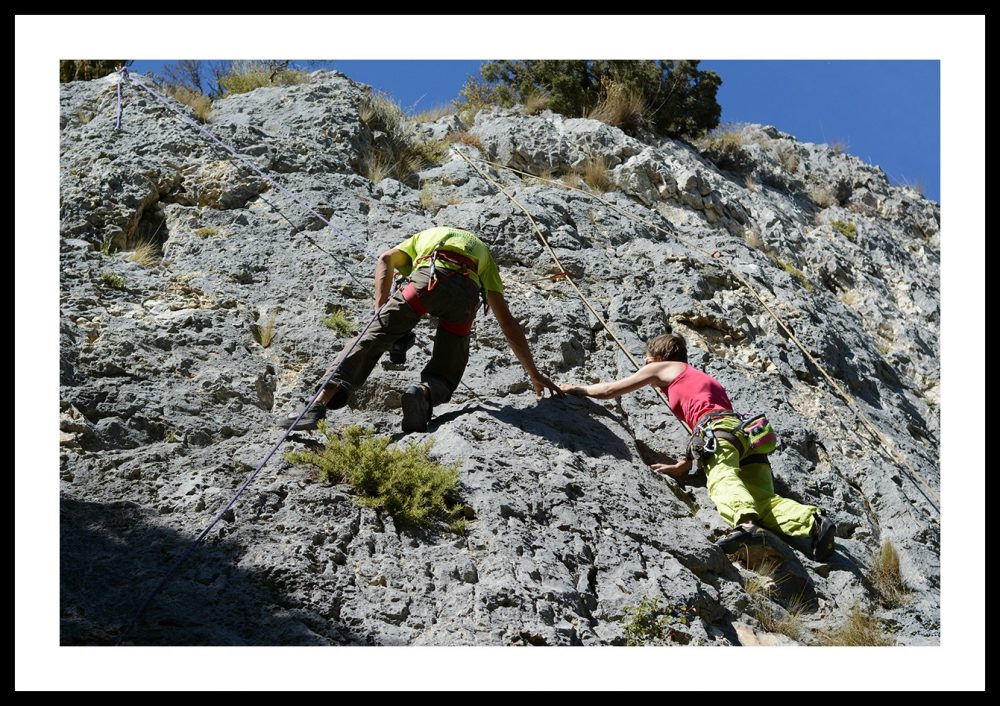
[661,364,733,429]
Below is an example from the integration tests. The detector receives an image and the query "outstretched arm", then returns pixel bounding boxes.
[487,290,564,397]
[560,361,684,400]
[374,248,412,308]
[562,360,690,477]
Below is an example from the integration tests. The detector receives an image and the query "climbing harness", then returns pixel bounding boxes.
[110,78,509,643]
[684,410,778,469]
[108,74,416,643]
[401,245,487,337]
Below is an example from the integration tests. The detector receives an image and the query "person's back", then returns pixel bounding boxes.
[395,227,503,294]
[661,363,733,430]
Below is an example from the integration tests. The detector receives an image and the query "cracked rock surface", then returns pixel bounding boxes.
[59,71,939,646]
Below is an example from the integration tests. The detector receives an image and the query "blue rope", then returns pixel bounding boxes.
[109,74,486,643]
[116,287,398,645]
[110,74,412,644]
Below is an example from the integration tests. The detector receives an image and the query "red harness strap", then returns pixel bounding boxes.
[402,279,474,336]
[440,320,473,336]
[402,248,480,336]
[401,281,430,315]
[416,248,490,316]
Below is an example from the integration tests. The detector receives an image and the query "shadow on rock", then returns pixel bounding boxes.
[60,496,365,645]
[426,402,500,430]
[481,396,633,461]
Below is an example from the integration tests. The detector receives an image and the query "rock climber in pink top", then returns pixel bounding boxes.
[560,332,836,561]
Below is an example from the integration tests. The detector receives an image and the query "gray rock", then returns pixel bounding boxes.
[59,70,940,647]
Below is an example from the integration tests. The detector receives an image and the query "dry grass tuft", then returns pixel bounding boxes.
[251,311,277,348]
[807,183,836,208]
[587,78,647,132]
[579,156,614,193]
[562,172,586,190]
[357,91,447,184]
[419,185,436,210]
[871,539,908,607]
[897,177,925,196]
[128,239,161,267]
[218,60,306,96]
[743,560,805,640]
[815,603,893,646]
[410,104,457,123]
[168,86,213,123]
[523,90,551,116]
[446,131,485,152]
[775,144,800,174]
[358,153,394,183]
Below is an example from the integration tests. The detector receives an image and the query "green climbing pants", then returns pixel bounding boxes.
[703,416,818,538]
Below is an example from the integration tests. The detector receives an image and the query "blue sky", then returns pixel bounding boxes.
[131,59,940,202]
[702,60,939,201]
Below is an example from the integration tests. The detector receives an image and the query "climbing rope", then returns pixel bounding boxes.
[453,149,690,433]
[463,153,940,512]
[109,80,485,641]
[110,74,411,640]
[116,285,400,645]
[107,73,939,640]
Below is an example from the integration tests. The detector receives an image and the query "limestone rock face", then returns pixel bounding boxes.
[59,70,939,646]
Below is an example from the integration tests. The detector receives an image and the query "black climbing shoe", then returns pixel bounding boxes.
[401,384,431,433]
[715,519,768,554]
[277,402,327,431]
[810,513,837,562]
[389,330,418,364]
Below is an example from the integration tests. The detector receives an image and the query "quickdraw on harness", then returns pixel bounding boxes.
[401,246,489,336]
[686,410,779,468]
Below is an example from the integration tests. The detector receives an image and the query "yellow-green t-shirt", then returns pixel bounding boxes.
[394,227,504,293]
